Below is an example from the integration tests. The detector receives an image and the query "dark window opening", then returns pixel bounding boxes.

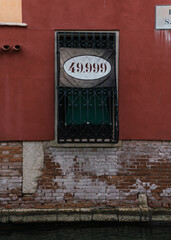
[56,32,119,143]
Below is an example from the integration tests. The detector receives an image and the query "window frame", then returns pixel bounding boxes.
[53,31,120,147]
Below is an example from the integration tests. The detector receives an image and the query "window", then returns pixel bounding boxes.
[56,32,119,144]
[0,0,22,23]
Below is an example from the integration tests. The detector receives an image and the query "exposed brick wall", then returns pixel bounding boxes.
[0,142,23,209]
[0,141,171,209]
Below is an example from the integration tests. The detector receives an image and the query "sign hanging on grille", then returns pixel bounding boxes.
[64,55,111,80]
[59,48,114,88]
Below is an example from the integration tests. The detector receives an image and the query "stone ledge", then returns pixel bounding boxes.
[0,23,27,27]
[49,140,122,148]
[1,208,171,224]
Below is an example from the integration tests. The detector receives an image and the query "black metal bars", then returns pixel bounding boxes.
[56,32,119,143]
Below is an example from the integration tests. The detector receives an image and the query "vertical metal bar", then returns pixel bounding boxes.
[71,89,74,127]
[99,32,102,48]
[86,89,89,140]
[113,33,116,141]
[101,88,104,142]
[94,88,97,141]
[92,32,95,48]
[64,89,67,141]
[107,33,110,49]
[79,89,82,139]
[71,33,74,48]
[63,32,66,47]
[56,33,60,142]
[85,32,88,48]
[78,32,81,48]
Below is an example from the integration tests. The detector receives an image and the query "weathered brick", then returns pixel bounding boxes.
[10,158,22,162]
[1,140,171,209]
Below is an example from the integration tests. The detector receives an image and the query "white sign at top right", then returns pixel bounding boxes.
[156,5,171,29]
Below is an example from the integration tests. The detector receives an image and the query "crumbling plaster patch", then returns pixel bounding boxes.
[39,142,171,204]
[160,188,171,197]
[50,148,120,177]
[132,179,158,192]
[23,142,44,194]
[46,148,154,201]
[44,148,123,201]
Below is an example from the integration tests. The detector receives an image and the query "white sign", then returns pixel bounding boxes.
[156,5,171,29]
[64,55,111,80]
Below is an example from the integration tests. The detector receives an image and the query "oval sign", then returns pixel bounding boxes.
[63,55,111,80]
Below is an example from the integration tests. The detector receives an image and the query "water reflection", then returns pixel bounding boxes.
[0,224,171,240]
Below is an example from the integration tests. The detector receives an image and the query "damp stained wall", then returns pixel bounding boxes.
[0,0,171,141]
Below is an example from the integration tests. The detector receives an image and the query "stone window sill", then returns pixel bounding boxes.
[0,22,27,27]
[49,140,122,148]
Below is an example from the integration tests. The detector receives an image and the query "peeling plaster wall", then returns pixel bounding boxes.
[23,142,44,194]
[0,140,171,209]
[35,140,171,209]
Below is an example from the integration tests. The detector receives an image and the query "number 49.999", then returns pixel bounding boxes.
[68,62,107,73]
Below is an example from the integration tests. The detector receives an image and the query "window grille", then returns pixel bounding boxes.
[56,32,119,143]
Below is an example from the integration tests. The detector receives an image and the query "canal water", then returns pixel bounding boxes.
[0,223,171,240]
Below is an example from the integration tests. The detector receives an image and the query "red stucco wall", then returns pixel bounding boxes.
[0,0,171,140]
